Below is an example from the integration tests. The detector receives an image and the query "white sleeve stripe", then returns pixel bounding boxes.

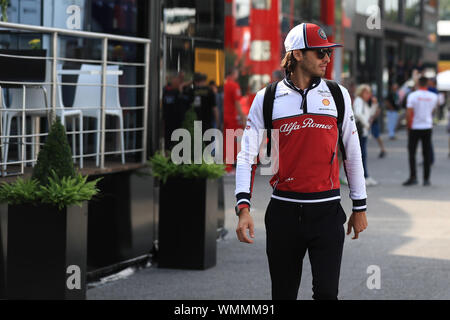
[237,199,251,205]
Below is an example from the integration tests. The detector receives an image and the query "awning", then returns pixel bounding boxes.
[437,70,450,91]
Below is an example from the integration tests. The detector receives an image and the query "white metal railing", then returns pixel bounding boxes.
[0,21,151,176]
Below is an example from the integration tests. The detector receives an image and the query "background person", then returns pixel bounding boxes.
[385,83,400,140]
[403,76,438,186]
[191,73,219,135]
[353,84,379,186]
[369,99,387,158]
[224,68,246,173]
[162,73,187,150]
[209,80,223,130]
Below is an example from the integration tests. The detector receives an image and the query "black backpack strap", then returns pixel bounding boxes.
[324,79,346,160]
[263,81,278,157]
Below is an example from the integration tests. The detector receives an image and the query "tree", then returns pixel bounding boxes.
[32,120,76,185]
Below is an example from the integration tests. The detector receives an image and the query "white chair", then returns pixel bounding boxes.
[71,64,125,167]
[1,71,84,171]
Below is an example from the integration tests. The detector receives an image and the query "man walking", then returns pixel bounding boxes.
[403,76,438,186]
[235,23,368,300]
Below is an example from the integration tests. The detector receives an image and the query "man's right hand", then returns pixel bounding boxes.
[236,208,255,244]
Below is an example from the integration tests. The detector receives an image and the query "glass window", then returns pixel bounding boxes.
[196,0,224,39]
[165,37,195,81]
[356,0,379,16]
[404,0,421,28]
[280,0,321,55]
[424,0,437,13]
[342,50,353,80]
[163,7,196,36]
[439,0,450,20]
[236,0,250,26]
[252,0,271,10]
[404,44,421,64]
[3,0,42,25]
[249,40,271,61]
[384,0,399,22]
[356,35,381,96]
[358,37,366,65]
[164,0,224,40]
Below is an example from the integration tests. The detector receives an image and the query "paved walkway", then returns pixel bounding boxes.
[88,123,450,300]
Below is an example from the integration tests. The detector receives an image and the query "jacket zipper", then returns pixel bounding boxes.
[300,89,310,113]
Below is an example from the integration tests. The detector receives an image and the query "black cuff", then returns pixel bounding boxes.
[236,192,251,207]
[352,198,367,212]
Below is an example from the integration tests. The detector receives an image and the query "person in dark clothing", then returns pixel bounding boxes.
[396,60,406,85]
[191,73,219,135]
[162,73,186,150]
[209,80,223,130]
[427,78,438,165]
[385,83,400,140]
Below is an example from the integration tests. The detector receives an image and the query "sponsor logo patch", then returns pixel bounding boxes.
[318,28,327,40]
[322,99,330,106]
[318,90,332,97]
[319,107,336,112]
[279,118,334,135]
[275,92,289,99]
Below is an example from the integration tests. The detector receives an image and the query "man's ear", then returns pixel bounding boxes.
[292,50,303,62]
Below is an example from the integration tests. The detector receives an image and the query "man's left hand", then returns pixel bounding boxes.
[347,211,368,240]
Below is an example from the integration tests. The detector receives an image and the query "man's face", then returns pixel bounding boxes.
[171,76,180,88]
[295,49,331,78]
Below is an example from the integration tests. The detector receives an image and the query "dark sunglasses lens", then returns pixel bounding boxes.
[317,49,332,59]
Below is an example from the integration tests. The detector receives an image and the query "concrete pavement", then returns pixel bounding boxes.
[87,123,450,300]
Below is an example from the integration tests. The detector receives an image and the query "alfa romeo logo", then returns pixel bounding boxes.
[318,29,327,40]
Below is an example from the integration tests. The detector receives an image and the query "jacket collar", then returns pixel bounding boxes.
[283,73,321,94]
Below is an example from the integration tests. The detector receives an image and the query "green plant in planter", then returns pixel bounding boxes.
[149,107,225,182]
[1,0,8,22]
[0,119,101,209]
[28,39,41,50]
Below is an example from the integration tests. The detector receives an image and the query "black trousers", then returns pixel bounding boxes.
[265,198,346,300]
[408,129,432,181]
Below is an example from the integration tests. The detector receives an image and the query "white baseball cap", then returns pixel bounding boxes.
[284,23,343,52]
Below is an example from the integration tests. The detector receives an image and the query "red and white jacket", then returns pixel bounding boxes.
[235,77,367,212]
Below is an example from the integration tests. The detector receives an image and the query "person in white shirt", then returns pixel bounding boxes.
[353,84,379,186]
[403,76,438,186]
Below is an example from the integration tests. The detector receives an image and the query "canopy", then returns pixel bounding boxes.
[437,70,450,91]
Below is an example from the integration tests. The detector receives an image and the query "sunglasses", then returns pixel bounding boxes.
[307,48,333,59]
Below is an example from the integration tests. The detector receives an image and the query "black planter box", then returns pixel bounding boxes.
[0,49,47,84]
[0,206,6,298]
[158,177,218,270]
[87,170,156,271]
[2,202,88,300]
